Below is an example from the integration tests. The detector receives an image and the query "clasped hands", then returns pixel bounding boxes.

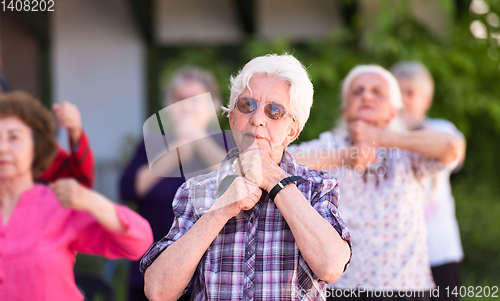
[345,120,386,169]
[209,141,286,219]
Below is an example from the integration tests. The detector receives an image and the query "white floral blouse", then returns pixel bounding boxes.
[289,130,450,290]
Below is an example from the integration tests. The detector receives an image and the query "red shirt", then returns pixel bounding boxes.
[37,131,95,188]
[0,184,153,301]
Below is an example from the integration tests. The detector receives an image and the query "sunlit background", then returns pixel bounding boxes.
[0,0,499,300]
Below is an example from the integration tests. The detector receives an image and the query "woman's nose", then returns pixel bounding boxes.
[0,137,8,153]
[250,105,267,127]
[361,90,374,103]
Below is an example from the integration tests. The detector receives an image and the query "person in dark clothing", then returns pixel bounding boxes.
[120,67,226,301]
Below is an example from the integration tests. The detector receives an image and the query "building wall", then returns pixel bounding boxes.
[155,0,243,45]
[154,0,343,44]
[0,11,41,97]
[257,0,342,41]
[52,0,145,199]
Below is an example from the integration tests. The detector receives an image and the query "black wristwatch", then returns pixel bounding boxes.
[268,176,301,201]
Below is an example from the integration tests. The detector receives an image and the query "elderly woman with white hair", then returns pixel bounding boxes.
[140,54,352,301]
[289,65,462,300]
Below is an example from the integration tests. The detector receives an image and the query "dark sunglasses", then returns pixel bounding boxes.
[235,97,295,121]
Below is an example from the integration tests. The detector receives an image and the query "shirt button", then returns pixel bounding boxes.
[247,282,252,288]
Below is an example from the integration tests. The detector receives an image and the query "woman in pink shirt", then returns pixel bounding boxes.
[0,91,154,301]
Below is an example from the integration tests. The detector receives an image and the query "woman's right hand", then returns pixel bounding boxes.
[52,102,83,146]
[209,177,262,219]
[51,178,127,233]
[50,178,92,211]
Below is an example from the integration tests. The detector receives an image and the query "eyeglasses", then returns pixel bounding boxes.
[235,97,295,121]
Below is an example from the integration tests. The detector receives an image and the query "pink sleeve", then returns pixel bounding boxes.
[71,204,154,260]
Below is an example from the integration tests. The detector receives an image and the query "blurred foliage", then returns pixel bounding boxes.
[74,255,129,301]
[154,0,500,297]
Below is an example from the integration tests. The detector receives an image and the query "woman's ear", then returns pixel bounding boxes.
[228,110,234,130]
[284,121,300,146]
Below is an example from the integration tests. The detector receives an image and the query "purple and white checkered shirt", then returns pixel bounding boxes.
[140,148,351,300]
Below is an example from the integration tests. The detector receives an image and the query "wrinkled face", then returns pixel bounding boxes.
[397,78,432,122]
[0,117,34,180]
[343,73,396,128]
[229,74,299,162]
[166,80,215,129]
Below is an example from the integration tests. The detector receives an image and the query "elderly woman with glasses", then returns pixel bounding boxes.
[289,65,462,300]
[140,54,352,301]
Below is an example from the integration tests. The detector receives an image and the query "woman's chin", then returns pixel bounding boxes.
[0,173,15,181]
[355,113,377,124]
[0,168,25,181]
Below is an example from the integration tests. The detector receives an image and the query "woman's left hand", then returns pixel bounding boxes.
[348,120,384,147]
[50,179,91,211]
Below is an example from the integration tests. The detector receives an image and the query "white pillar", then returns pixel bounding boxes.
[52,0,145,199]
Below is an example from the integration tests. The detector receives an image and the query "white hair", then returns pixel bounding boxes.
[222,54,314,132]
[390,61,435,97]
[340,65,406,132]
[341,65,403,110]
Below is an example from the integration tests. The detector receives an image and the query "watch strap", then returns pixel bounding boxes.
[268,176,301,201]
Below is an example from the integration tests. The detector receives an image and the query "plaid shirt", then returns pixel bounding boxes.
[140,148,351,300]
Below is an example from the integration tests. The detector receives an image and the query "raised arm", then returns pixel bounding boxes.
[381,129,463,163]
[52,179,131,233]
[193,136,227,171]
[50,179,153,259]
[120,140,185,201]
[289,143,376,171]
[349,120,463,163]
[143,177,262,301]
[67,131,95,187]
[144,210,228,301]
[239,147,351,283]
[134,156,178,198]
[53,102,95,188]
[272,181,351,282]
